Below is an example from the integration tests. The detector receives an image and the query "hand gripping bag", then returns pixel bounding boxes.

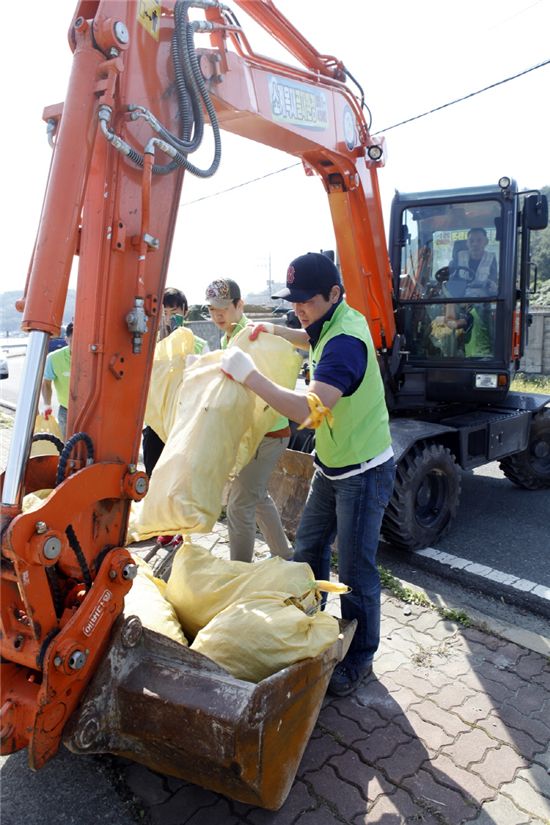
[228,328,301,475]
[131,351,255,539]
[30,413,63,457]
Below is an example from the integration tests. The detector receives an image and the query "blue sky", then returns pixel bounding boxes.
[3,0,549,303]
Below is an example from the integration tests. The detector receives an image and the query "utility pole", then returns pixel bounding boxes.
[266,252,272,298]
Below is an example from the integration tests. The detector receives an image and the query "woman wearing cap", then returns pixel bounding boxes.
[205,277,294,564]
[220,253,395,697]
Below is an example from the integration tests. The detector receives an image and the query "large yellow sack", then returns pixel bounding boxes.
[144,326,195,442]
[131,351,254,539]
[165,542,320,639]
[129,334,301,541]
[124,556,188,646]
[30,414,63,457]
[191,593,340,682]
[229,328,301,474]
[22,488,53,513]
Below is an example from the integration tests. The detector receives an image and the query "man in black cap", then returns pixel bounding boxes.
[220,252,395,697]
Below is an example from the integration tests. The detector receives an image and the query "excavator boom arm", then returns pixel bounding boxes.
[0,0,393,798]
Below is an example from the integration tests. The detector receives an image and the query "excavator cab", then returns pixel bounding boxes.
[389,178,548,407]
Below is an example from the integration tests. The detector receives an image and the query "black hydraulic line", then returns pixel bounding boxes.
[31,433,65,454]
[65,524,93,590]
[55,432,94,487]
[125,0,221,178]
[93,544,117,575]
[36,627,60,670]
[45,566,64,618]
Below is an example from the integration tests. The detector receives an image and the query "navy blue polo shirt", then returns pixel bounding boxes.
[306,301,368,396]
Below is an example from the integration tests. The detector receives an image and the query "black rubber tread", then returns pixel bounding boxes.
[382,441,461,551]
[499,408,550,490]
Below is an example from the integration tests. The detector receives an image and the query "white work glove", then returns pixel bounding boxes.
[220,349,256,384]
[185,354,200,368]
[247,322,275,340]
[40,405,53,419]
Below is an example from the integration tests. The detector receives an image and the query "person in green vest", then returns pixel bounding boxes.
[41,322,73,438]
[205,277,293,564]
[219,253,396,697]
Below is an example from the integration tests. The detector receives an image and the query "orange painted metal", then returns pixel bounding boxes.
[198,3,396,347]
[1,0,391,787]
[1,0,182,767]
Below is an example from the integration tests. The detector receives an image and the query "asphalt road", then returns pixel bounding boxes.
[433,460,550,585]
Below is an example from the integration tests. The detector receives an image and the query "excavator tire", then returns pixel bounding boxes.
[382,442,461,551]
[499,408,550,490]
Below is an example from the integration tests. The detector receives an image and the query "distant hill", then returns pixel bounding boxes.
[0,290,76,334]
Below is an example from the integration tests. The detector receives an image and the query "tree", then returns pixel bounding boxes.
[530,185,550,283]
[0,290,76,334]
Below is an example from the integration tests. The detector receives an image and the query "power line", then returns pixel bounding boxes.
[373,57,550,134]
[181,162,300,206]
[181,57,550,206]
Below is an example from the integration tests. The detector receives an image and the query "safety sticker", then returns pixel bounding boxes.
[137,0,161,41]
[269,75,328,131]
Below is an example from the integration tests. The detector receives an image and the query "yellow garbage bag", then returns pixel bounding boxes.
[164,542,319,639]
[191,593,340,682]
[228,328,302,475]
[124,556,188,646]
[129,333,300,542]
[30,414,63,457]
[22,488,53,513]
[130,351,254,540]
[144,326,196,442]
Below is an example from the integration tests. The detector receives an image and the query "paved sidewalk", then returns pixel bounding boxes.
[1,411,549,825]
[116,527,550,825]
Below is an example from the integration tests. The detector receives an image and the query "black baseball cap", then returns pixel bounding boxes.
[272,252,342,302]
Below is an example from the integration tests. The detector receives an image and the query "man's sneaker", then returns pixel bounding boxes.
[328,659,372,697]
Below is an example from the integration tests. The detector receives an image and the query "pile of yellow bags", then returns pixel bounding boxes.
[191,593,340,682]
[164,541,320,638]
[124,556,188,646]
[164,541,342,683]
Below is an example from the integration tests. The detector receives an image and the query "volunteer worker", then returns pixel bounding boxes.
[205,278,293,563]
[220,253,395,697]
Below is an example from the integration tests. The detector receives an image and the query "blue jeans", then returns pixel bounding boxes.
[294,458,395,663]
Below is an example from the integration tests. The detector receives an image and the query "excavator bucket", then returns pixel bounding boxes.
[64,613,356,811]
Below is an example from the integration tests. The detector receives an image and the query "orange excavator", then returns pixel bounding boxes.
[1,0,548,811]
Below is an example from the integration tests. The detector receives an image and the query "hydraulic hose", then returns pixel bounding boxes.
[31,433,65,454]
[65,524,93,590]
[113,0,221,178]
[55,431,94,487]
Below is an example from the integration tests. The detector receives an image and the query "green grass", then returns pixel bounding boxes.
[511,372,550,393]
[0,410,14,429]
[379,565,472,627]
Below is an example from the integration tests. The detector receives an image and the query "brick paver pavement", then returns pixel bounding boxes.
[1,418,549,824]
[119,526,550,825]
